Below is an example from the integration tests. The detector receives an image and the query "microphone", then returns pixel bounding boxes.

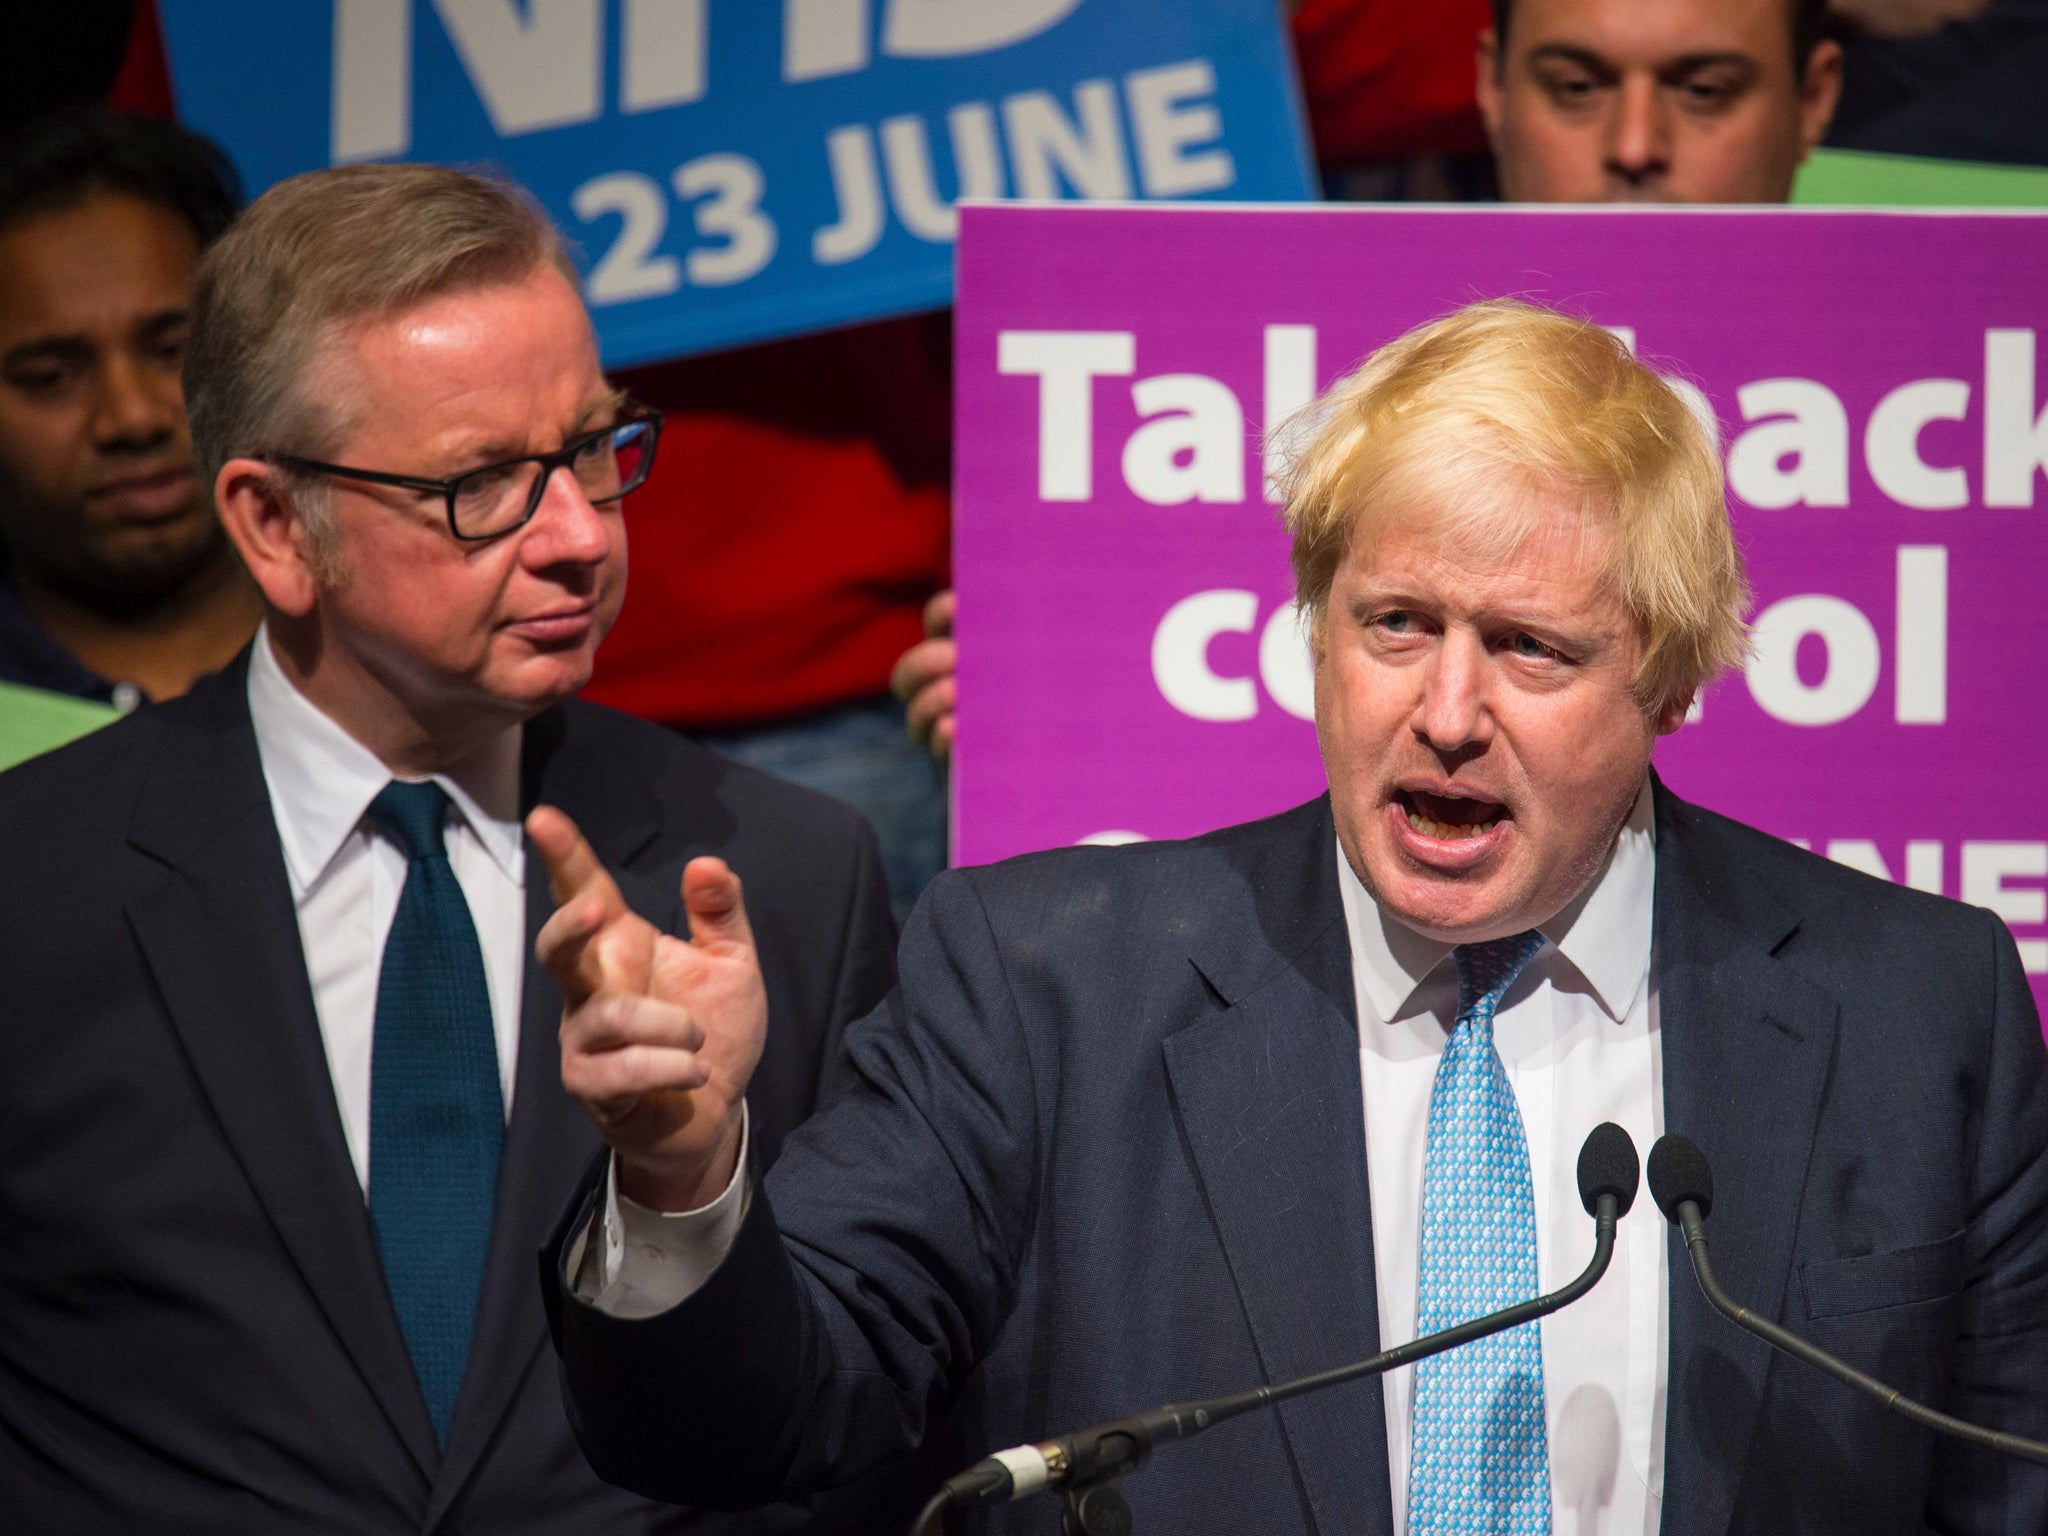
[910,1123,1642,1535]
[1646,1134,2048,1469]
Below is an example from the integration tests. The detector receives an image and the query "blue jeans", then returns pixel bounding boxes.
[687,693,947,926]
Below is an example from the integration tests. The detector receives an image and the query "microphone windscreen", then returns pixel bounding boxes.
[1576,1122,1641,1216]
[1647,1135,1715,1222]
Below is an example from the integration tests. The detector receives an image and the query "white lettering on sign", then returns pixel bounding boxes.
[997,331,1136,501]
[1007,324,1314,507]
[1723,331,2046,510]
[572,151,777,303]
[1005,324,2038,514]
[1263,324,1318,504]
[436,0,603,137]
[1123,375,1244,505]
[881,106,1003,240]
[1151,591,1314,723]
[334,0,1103,162]
[1125,59,1235,196]
[785,0,1086,82]
[1744,545,1947,727]
[816,103,1004,256]
[1963,842,2048,972]
[1728,379,1851,509]
[813,63,1229,261]
[333,0,412,162]
[1747,595,1882,725]
[884,0,1086,57]
[815,126,887,262]
[1866,378,1970,509]
[1985,329,2048,507]
[1258,600,1316,719]
[1153,590,1257,721]
[1894,544,1947,724]
[573,172,682,302]
[784,0,868,81]
[673,154,777,284]
[623,0,709,115]
[1004,79,1133,200]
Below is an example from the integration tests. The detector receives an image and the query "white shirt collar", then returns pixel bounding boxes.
[1338,775,1656,1027]
[247,625,524,898]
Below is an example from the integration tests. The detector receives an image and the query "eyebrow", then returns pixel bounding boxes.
[576,385,630,429]
[1,307,189,371]
[1,336,95,370]
[1525,44,1761,76]
[446,387,634,467]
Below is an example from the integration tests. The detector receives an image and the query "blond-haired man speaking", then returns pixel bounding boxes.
[542,301,2048,1536]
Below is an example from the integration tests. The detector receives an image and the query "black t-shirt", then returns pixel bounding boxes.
[0,576,118,705]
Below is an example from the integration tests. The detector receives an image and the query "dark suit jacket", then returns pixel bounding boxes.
[550,782,2048,1534]
[0,655,896,1533]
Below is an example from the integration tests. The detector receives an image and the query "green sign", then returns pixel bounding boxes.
[1796,148,2048,208]
[0,682,119,772]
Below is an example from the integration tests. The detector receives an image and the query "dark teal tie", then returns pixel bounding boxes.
[365,779,503,1445]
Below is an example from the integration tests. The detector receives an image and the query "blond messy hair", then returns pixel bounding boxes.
[1278,298,1750,716]
[185,162,577,556]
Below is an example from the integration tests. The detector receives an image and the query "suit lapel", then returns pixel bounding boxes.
[1164,802,1394,1536]
[125,669,439,1477]
[1652,782,1839,1536]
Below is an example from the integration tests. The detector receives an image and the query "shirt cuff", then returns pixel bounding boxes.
[568,1104,751,1320]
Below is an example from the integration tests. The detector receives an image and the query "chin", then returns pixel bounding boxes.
[484,653,594,714]
[1374,866,1532,944]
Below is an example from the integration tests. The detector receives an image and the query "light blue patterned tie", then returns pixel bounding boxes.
[1408,931,1551,1535]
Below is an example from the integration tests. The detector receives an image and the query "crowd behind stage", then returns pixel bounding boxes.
[4,0,2047,919]
[0,4,2044,1533]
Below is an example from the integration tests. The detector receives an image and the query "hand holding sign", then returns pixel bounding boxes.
[892,588,957,758]
[530,806,764,1212]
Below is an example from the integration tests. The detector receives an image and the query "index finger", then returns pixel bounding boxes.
[527,804,625,912]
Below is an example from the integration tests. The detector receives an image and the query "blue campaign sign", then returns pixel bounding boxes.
[157,1,1313,367]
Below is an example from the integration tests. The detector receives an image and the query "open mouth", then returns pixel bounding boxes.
[1396,788,1509,842]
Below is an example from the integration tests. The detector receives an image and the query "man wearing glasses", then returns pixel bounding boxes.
[0,163,899,1533]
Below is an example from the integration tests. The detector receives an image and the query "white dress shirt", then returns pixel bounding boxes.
[246,628,526,1191]
[590,782,1667,1536]
[1344,778,1666,1536]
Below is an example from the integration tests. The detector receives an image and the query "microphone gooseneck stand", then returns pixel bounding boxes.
[1645,1134,2048,1471]
[909,1122,1643,1536]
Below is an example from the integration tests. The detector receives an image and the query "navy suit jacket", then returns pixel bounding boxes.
[0,656,897,1534]
[549,782,2048,1534]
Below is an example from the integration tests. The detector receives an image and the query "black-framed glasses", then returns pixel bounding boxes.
[267,412,663,541]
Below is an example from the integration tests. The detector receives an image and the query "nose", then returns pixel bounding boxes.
[520,465,616,569]
[91,350,179,451]
[1411,630,1495,756]
[1603,74,1671,190]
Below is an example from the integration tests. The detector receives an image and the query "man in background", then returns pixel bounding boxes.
[0,162,897,1533]
[1477,0,1844,202]
[0,109,256,709]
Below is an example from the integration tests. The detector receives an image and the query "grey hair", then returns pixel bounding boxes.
[184,161,577,548]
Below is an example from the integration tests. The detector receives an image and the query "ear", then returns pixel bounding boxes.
[216,458,321,617]
[1475,27,1506,150]
[1796,39,1844,160]
[1653,689,1695,737]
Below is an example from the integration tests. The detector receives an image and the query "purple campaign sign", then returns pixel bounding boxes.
[953,203,2048,1018]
